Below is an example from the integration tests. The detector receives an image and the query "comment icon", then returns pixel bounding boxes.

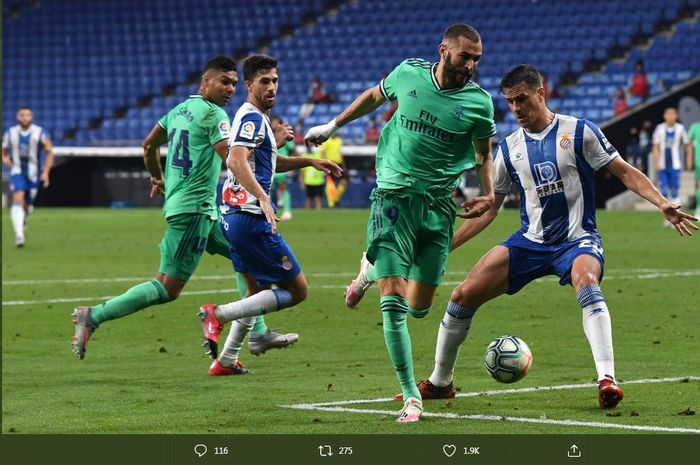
[194,444,208,458]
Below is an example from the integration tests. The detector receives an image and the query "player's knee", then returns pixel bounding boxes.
[450,284,476,309]
[289,281,308,304]
[572,271,599,291]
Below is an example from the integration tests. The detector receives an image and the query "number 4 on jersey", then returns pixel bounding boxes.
[169,128,192,177]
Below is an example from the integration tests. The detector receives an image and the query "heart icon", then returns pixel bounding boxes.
[442,444,456,457]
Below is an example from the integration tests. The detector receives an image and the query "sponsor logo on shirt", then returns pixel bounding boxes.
[223,186,248,206]
[534,161,565,197]
[239,121,256,140]
[407,89,417,98]
[218,120,230,138]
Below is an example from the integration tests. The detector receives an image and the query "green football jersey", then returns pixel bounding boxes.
[377,58,496,193]
[278,139,295,157]
[689,121,700,163]
[157,95,230,219]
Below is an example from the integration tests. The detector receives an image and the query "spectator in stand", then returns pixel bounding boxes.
[365,116,381,145]
[638,120,653,173]
[626,126,644,170]
[383,100,398,123]
[308,76,334,104]
[628,59,649,102]
[612,87,629,116]
[293,119,305,146]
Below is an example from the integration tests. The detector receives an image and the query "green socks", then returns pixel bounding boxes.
[91,279,170,325]
[282,190,292,214]
[381,295,421,401]
[236,271,267,335]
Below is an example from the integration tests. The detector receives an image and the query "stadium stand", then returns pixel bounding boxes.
[2,0,699,145]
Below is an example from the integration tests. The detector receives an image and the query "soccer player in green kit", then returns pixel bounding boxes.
[305,24,496,422]
[270,115,296,220]
[71,56,296,360]
[689,120,700,218]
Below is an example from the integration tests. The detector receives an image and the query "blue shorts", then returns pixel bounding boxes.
[501,231,605,295]
[221,212,302,286]
[10,174,40,204]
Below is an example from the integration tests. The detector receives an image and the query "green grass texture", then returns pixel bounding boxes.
[2,208,699,434]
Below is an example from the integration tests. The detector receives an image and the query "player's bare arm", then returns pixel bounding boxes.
[40,137,54,188]
[304,85,386,146]
[276,155,342,178]
[461,136,495,219]
[2,147,11,167]
[452,193,505,251]
[606,156,699,236]
[142,123,168,197]
[228,145,278,231]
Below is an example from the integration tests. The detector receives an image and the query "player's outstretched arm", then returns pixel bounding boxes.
[276,155,343,178]
[606,156,699,236]
[228,146,278,232]
[304,86,386,146]
[143,124,168,197]
[451,193,505,251]
[462,137,496,219]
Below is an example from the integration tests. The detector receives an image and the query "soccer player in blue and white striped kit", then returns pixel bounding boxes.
[406,65,698,408]
[2,106,54,247]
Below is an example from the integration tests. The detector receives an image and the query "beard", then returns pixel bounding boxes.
[444,52,473,86]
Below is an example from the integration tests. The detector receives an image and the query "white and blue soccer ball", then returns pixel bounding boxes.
[484,335,533,383]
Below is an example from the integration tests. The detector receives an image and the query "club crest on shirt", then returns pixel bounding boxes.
[559,135,572,149]
[281,255,293,271]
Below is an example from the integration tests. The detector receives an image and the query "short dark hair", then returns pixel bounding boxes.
[270,115,283,124]
[203,55,237,74]
[443,23,481,43]
[243,54,278,81]
[499,64,544,92]
[17,106,32,112]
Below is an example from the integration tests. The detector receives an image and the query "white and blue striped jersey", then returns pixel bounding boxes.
[494,114,619,244]
[652,122,689,170]
[221,102,277,215]
[2,124,49,182]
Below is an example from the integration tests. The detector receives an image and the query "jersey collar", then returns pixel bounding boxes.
[523,114,559,140]
[431,63,469,93]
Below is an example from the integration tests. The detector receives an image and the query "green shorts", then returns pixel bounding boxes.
[365,188,456,286]
[272,172,289,187]
[159,213,230,280]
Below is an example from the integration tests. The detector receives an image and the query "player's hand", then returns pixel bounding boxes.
[660,201,699,236]
[259,195,278,233]
[457,195,494,219]
[40,171,50,188]
[310,158,343,178]
[149,176,165,197]
[274,123,294,148]
[304,119,339,146]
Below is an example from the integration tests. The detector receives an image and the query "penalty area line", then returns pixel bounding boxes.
[280,376,700,434]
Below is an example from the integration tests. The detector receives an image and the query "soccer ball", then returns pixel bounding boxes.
[484,335,532,383]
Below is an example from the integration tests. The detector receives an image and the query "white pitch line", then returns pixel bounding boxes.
[3,270,700,306]
[281,376,700,434]
[2,268,693,286]
[282,405,700,434]
[284,376,700,408]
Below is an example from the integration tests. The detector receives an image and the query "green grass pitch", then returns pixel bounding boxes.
[2,208,699,434]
